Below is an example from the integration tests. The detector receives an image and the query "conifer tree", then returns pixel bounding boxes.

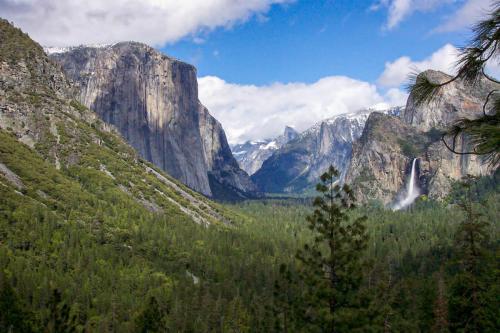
[432,266,449,333]
[44,289,77,333]
[0,272,34,333]
[273,263,301,332]
[295,165,368,333]
[448,176,498,333]
[408,3,500,167]
[135,296,168,333]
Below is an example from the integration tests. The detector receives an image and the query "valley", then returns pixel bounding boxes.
[1,2,499,332]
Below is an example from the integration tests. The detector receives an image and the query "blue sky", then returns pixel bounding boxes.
[163,0,473,85]
[2,0,495,143]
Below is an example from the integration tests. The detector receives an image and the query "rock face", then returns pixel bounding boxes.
[345,113,429,205]
[231,126,299,175]
[403,70,496,131]
[0,19,231,225]
[198,105,258,200]
[252,108,402,193]
[48,43,255,199]
[346,70,497,204]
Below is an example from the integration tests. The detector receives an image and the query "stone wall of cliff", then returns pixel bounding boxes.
[346,70,497,204]
[198,104,258,199]
[49,43,255,199]
[252,111,372,193]
[346,113,429,204]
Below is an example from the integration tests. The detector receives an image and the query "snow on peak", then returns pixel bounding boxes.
[260,141,278,150]
[300,106,405,138]
[44,43,116,55]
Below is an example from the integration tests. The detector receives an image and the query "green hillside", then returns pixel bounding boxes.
[1,18,499,333]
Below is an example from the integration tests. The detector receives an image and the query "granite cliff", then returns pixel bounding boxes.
[198,104,258,200]
[346,70,497,204]
[251,108,402,193]
[48,43,255,199]
[0,19,232,224]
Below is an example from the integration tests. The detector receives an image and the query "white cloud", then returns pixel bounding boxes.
[198,76,402,144]
[384,88,410,106]
[378,41,500,88]
[435,0,493,32]
[372,0,454,30]
[199,38,500,144]
[0,0,292,46]
[377,44,459,87]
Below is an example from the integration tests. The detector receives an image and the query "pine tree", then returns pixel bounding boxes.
[432,266,449,333]
[0,272,34,333]
[408,3,500,167]
[135,296,168,333]
[295,165,368,333]
[448,176,498,332]
[273,263,301,332]
[44,289,77,333]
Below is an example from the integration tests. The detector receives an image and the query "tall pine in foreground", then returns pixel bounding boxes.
[448,176,499,333]
[295,166,368,333]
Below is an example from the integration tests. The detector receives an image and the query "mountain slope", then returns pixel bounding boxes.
[345,112,430,204]
[0,18,232,226]
[48,43,256,200]
[0,20,286,331]
[346,70,497,204]
[252,108,402,193]
[231,126,299,175]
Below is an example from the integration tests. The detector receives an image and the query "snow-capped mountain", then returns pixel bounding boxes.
[231,126,299,175]
[251,107,404,194]
[43,44,117,55]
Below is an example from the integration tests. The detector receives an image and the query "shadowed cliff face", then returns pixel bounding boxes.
[346,70,498,204]
[198,105,258,200]
[251,110,376,194]
[49,43,255,199]
[0,19,233,225]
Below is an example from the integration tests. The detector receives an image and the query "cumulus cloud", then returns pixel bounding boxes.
[378,42,500,88]
[377,44,459,87]
[371,0,453,30]
[0,0,292,46]
[198,76,402,144]
[435,0,494,32]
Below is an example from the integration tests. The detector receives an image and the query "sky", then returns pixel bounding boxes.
[1,0,497,143]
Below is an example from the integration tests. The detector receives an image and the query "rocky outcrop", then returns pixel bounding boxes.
[345,113,429,205]
[346,70,497,204]
[252,109,402,193]
[0,19,232,224]
[403,70,497,131]
[48,43,255,199]
[231,126,299,175]
[198,105,258,200]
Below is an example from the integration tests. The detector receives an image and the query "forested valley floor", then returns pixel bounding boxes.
[1,132,498,332]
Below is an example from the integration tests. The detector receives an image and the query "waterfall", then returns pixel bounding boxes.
[393,158,420,211]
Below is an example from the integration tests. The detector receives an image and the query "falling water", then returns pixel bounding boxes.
[393,158,420,211]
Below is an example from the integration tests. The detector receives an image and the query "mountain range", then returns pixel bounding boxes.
[231,69,495,206]
[1,18,495,209]
[231,126,299,175]
[347,70,496,205]
[248,107,403,194]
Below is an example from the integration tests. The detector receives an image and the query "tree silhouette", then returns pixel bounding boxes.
[408,3,500,167]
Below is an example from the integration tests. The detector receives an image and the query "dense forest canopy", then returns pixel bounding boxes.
[1,3,500,333]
